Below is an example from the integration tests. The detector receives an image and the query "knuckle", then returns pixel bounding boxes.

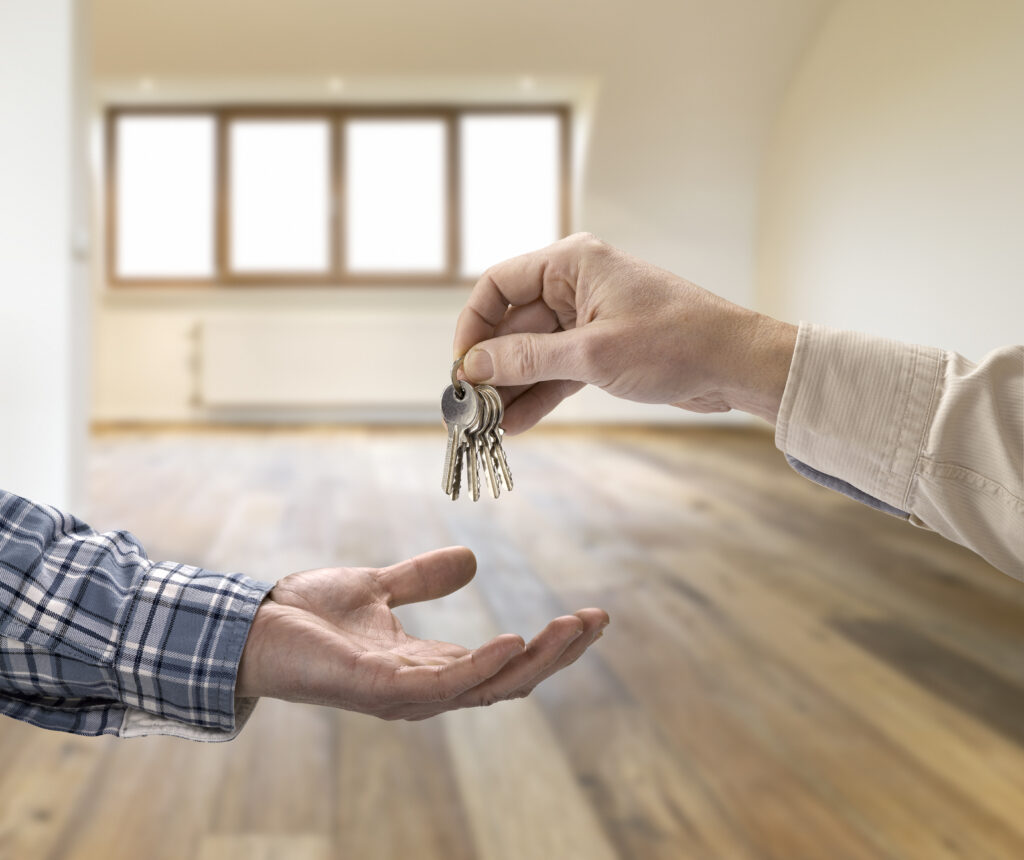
[430,665,450,703]
[569,231,606,255]
[509,335,541,381]
[577,329,611,382]
[479,691,505,708]
[568,230,595,245]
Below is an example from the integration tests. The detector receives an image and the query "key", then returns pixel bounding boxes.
[458,384,483,502]
[441,383,479,497]
[464,411,481,501]
[476,386,502,497]
[473,386,500,499]
[479,391,499,497]
[493,427,513,491]
[478,385,513,491]
[478,385,512,493]
[449,439,463,501]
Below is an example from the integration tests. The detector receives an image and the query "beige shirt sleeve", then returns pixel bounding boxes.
[775,323,1024,580]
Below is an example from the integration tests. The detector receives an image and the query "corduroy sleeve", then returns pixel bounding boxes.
[776,323,1023,580]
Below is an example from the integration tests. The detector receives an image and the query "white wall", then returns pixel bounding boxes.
[0,1,89,508]
[758,0,1024,361]
[90,0,832,424]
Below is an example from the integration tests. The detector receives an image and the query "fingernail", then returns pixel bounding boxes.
[464,347,493,382]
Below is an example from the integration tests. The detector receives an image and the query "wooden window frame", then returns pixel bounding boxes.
[105,104,572,288]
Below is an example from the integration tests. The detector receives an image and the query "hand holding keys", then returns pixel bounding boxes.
[442,359,513,501]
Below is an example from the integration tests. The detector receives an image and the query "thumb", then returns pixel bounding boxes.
[463,329,592,387]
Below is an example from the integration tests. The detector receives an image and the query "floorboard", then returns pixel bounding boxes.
[3,426,1024,860]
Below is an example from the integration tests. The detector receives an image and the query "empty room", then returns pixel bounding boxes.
[1,1,1022,858]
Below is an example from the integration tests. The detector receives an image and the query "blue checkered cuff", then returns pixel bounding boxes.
[0,491,272,738]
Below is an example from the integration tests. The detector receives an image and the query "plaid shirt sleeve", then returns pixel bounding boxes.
[0,490,272,741]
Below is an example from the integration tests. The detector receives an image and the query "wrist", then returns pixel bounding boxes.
[722,313,798,424]
[236,597,276,699]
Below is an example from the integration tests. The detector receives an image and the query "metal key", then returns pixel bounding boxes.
[441,383,480,497]
[449,440,463,501]
[471,386,498,499]
[476,385,503,497]
[493,427,513,490]
[464,408,481,501]
[478,384,513,491]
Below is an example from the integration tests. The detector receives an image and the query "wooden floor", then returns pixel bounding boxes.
[4,426,1024,860]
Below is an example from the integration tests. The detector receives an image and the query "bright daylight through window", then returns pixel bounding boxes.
[228,118,332,274]
[346,118,447,274]
[114,115,216,279]
[109,106,568,285]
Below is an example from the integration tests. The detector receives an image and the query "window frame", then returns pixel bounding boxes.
[105,104,572,288]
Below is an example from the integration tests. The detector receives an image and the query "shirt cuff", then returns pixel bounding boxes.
[775,322,944,512]
[111,561,272,738]
[119,696,261,741]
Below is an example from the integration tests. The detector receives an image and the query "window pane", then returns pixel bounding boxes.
[116,115,215,278]
[229,119,331,273]
[460,114,561,277]
[346,119,446,273]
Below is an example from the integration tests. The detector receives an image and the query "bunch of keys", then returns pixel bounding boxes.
[442,358,513,501]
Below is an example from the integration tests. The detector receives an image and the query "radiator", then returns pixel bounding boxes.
[197,315,451,408]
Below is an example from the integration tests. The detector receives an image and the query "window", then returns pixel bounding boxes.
[228,117,332,275]
[107,106,570,286]
[345,117,447,274]
[113,114,216,279]
[460,114,562,277]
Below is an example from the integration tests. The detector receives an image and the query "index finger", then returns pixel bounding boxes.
[453,235,582,358]
[452,261,542,359]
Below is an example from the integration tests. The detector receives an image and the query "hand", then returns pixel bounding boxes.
[453,233,798,433]
[236,546,608,720]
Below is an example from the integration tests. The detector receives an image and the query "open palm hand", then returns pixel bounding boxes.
[236,546,608,721]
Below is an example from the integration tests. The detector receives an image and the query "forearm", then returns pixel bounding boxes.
[0,491,271,739]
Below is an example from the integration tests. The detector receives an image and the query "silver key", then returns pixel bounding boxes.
[441,383,479,497]
[449,441,463,501]
[478,385,512,493]
[471,385,498,499]
[493,427,513,491]
[476,386,502,497]
[480,385,513,491]
[464,412,481,501]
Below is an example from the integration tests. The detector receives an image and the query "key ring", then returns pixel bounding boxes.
[451,357,466,398]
